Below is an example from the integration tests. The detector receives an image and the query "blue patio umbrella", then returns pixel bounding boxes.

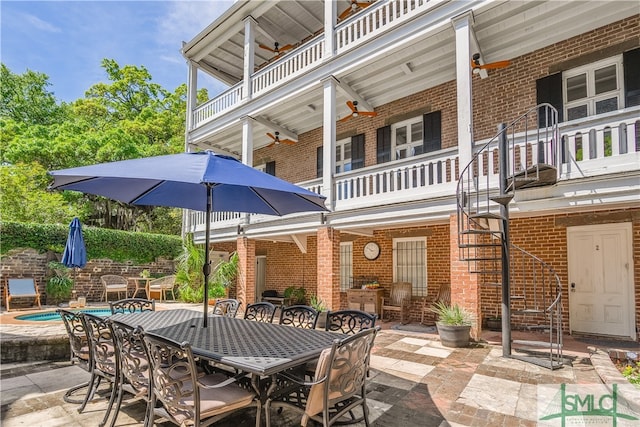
[48,151,328,326]
[61,217,87,269]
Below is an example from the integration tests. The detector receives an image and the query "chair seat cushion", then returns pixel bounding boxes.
[170,373,254,424]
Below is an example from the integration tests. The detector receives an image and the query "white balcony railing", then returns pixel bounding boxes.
[188,113,639,235]
[190,0,440,128]
[252,37,324,97]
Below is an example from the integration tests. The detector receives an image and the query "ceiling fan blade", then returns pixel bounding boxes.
[346,100,356,112]
[281,139,296,145]
[339,7,353,20]
[473,60,511,70]
[279,44,294,51]
[338,114,353,123]
[266,132,277,141]
[355,2,370,7]
[359,111,377,117]
[259,44,276,53]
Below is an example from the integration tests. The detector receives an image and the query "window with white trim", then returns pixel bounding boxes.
[392,117,423,160]
[335,138,352,173]
[393,237,427,296]
[563,56,623,121]
[339,242,353,291]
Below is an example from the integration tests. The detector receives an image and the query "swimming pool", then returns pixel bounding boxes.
[15,308,113,322]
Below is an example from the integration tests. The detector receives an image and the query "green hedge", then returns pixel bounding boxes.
[1,221,182,263]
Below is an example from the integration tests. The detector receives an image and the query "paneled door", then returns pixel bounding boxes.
[567,223,634,339]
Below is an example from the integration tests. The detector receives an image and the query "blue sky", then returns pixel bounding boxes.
[1,0,233,103]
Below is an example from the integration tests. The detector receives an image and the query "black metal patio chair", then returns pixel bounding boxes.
[325,310,377,335]
[244,301,277,323]
[58,309,93,405]
[211,298,240,318]
[265,326,380,427]
[279,305,319,329]
[141,330,260,427]
[109,298,155,314]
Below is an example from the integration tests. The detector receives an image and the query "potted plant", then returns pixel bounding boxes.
[485,310,502,331]
[430,301,475,348]
[208,252,239,305]
[310,295,328,328]
[46,261,73,305]
[284,286,307,305]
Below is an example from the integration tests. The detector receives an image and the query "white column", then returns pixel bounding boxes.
[242,16,257,101]
[242,116,254,166]
[241,117,254,226]
[452,12,474,176]
[322,76,337,210]
[185,60,198,138]
[324,0,336,59]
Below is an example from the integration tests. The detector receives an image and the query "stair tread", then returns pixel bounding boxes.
[513,308,547,314]
[458,243,502,248]
[470,212,505,220]
[510,354,564,370]
[513,339,562,349]
[490,194,514,206]
[461,229,502,235]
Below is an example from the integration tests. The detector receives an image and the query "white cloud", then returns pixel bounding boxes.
[157,1,231,48]
[21,12,61,33]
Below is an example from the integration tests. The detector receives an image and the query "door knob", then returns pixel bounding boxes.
[570,282,576,292]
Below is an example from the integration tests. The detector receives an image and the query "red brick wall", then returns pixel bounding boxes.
[1,248,175,306]
[251,15,638,184]
[317,227,340,310]
[236,237,255,306]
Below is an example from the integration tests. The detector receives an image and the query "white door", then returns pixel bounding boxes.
[255,256,266,299]
[567,223,635,339]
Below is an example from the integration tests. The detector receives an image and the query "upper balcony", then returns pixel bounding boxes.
[181,0,638,156]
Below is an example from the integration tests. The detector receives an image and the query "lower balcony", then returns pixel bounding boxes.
[186,108,640,241]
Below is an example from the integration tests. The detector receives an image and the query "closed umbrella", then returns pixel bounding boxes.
[49,151,328,326]
[61,217,87,269]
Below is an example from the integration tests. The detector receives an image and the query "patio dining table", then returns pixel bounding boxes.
[110,308,339,415]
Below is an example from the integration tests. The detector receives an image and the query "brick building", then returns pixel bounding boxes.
[180,1,640,345]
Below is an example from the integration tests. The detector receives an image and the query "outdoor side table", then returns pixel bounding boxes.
[127,277,151,299]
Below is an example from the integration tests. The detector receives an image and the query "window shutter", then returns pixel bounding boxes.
[351,134,365,169]
[376,126,391,164]
[265,161,276,176]
[316,146,323,178]
[624,47,640,107]
[536,73,563,126]
[422,111,442,153]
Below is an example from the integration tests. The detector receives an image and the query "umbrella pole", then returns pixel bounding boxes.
[202,185,212,328]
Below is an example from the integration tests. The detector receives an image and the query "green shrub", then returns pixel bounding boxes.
[284,286,307,305]
[430,301,475,326]
[1,221,181,263]
[45,261,73,302]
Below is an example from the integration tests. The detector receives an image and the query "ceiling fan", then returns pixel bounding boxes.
[339,0,372,21]
[266,132,295,147]
[259,42,294,56]
[338,101,377,123]
[471,53,510,72]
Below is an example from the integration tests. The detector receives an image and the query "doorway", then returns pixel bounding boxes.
[255,256,267,300]
[567,222,635,339]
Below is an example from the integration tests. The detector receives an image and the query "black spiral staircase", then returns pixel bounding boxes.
[456,104,564,369]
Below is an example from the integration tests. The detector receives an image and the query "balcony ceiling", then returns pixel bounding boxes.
[182,0,639,156]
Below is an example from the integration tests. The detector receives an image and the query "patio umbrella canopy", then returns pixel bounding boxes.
[49,151,328,326]
[61,217,87,269]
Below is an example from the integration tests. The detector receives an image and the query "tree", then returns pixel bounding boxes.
[0,64,66,125]
[0,60,208,233]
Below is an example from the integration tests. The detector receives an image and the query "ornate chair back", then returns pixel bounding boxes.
[58,309,93,406]
[325,310,377,335]
[107,320,151,427]
[211,298,240,318]
[279,305,319,329]
[109,298,155,314]
[302,326,380,426]
[243,301,276,323]
[141,331,257,426]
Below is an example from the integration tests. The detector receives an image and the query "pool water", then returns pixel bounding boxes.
[15,308,113,322]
